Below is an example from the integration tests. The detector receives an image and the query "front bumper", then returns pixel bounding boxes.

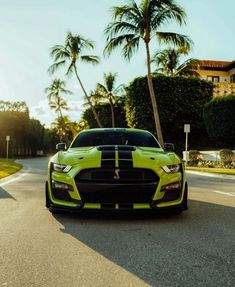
[47,164,187,212]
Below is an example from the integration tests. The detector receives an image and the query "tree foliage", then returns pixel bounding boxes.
[90,72,124,127]
[152,47,201,76]
[0,101,29,113]
[104,0,193,146]
[48,32,102,127]
[45,79,71,142]
[204,95,235,147]
[83,100,128,129]
[0,101,59,156]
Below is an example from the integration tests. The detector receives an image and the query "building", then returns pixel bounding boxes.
[193,60,235,96]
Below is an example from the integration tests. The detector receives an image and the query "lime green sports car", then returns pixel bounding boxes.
[46,128,188,213]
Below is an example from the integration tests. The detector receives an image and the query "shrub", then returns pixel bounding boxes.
[204,94,235,147]
[219,149,234,165]
[189,150,201,165]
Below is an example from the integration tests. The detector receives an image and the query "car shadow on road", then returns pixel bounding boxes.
[52,200,235,287]
[0,186,16,200]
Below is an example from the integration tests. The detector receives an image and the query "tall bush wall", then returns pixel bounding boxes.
[125,75,213,150]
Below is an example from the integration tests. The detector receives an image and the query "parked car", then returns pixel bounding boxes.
[46,128,188,214]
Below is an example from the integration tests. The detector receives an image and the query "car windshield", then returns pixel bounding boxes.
[71,130,160,148]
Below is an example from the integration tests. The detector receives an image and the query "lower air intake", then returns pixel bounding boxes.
[75,168,159,204]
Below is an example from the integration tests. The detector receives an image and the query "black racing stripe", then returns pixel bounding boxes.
[101,203,115,209]
[102,150,115,159]
[118,150,133,168]
[118,150,132,159]
[119,204,133,209]
[101,150,115,168]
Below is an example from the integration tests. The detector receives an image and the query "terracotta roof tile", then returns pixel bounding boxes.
[201,60,231,68]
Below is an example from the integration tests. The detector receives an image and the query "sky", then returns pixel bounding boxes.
[0,0,235,127]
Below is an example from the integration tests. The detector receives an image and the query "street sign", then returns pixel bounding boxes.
[184,124,190,133]
[6,136,10,141]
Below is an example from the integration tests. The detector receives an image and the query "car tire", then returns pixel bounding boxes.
[45,181,52,208]
[170,182,188,215]
[45,182,65,214]
[183,182,188,210]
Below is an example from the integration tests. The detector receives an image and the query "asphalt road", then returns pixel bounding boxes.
[0,157,234,287]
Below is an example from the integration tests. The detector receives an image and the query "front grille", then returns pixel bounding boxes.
[75,168,159,204]
[76,168,158,183]
[52,188,71,202]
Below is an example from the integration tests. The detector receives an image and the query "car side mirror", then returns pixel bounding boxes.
[56,143,67,151]
[164,143,175,152]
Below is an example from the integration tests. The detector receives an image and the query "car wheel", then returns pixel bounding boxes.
[170,183,188,215]
[45,182,66,214]
[183,182,188,210]
[170,208,183,215]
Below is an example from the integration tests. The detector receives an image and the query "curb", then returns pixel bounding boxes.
[0,163,30,187]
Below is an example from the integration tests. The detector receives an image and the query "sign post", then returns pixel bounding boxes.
[184,124,190,164]
[6,136,10,160]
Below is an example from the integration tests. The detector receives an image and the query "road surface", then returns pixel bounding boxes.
[0,158,234,287]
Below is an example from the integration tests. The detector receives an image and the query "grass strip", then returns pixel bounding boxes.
[0,160,22,179]
[186,166,235,176]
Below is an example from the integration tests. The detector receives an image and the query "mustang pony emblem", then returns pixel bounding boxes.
[113,169,120,180]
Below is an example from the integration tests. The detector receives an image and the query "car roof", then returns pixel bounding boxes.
[79,128,151,133]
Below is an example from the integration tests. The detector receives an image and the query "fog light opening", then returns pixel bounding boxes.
[52,180,73,191]
[161,181,181,192]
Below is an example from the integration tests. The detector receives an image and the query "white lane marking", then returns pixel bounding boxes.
[212,190,235,197]
[186,170,235,180]
[0,164,31,187]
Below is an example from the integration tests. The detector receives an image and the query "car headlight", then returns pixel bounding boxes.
[52,163,72,173]
[162,164,180,174]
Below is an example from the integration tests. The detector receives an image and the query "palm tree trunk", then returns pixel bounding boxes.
[73,64,103,128]
[109,97,115,128]
[145,42,164,147]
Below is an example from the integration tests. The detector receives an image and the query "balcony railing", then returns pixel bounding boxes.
[214,82,235,96]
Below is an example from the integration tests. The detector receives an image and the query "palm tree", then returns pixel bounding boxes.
[45,79,71,141]
[48,32,103,128]
[49,97,69,142]
[104,0,192,146]
[174,58,201,77]
[52,116,69,142]
[152,47,200,76]
[45,79,72,102]
[95,72,123,127]
[48,94,69,120]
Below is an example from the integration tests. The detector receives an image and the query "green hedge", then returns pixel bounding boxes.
[204,94,235,147]
[125,75,213,150]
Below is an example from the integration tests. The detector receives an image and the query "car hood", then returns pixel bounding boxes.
[50,146,181,167]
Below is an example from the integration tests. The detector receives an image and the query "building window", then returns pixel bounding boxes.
[230,74,235,83]
[207,76,220,82]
